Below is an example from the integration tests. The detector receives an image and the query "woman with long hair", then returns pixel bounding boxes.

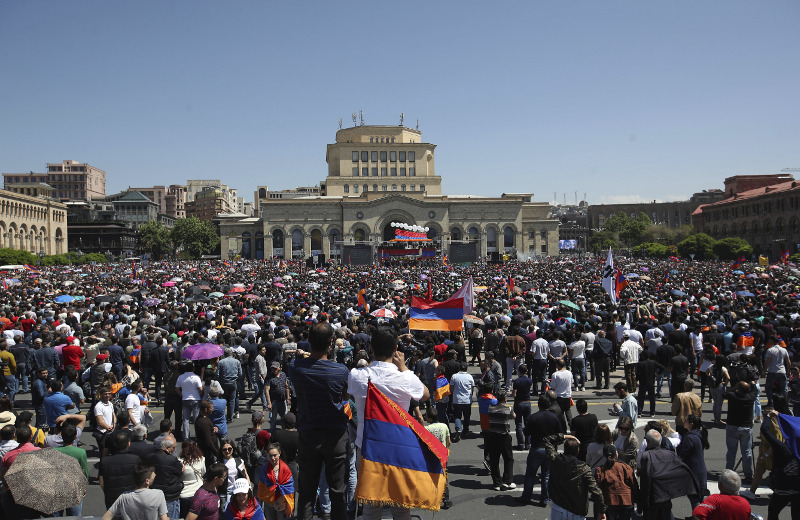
[179,440,206,519]
[586,423,613,471]
[257,443,295,520]
[219,439,250,511]
[224,478,265,520]
[706,354,730,425]
[677,414,709,511]
[612,416,639,471]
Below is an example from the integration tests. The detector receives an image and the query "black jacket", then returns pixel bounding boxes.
[99,450,142,508]
[638,447,699,510]
[147,449,185,501]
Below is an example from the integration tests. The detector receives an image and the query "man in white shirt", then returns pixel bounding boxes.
[619,331,643,393]
[126,380,144,427]
[550,358,573,423]
[764,337,791,407]
[348,327,428,520]
[450,363,475,441]
[531,336,550,395]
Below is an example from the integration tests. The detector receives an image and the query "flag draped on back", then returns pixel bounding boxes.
[434,375,451,402]
[601,248,617,305]
[614,270,628,300]
[507,276,514,296]
[409,296,464,332]
[355,381,448,511]
[449,276,474,315]
[778,414,800,461]
[783,250,791,265]
[358,280,369,313]
[132,261,137,280]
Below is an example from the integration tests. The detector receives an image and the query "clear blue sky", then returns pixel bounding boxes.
[1,1,798,205]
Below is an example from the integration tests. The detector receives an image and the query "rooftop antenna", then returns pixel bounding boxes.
[574,191,578,205]
[399,113,404,127]
[553,191,557,204]
[416,118,420,130]
[352,113,357,126]
[781,168,800,172]
[583,192,587,202]
[563,193,566,205]
[338,118,342,130]
[359,110,364,126]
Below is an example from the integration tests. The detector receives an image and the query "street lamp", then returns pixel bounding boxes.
[228,250,235,260]
[37,249,45,267]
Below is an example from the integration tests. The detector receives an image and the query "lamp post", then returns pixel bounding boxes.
[37,249,45,267]
[228,250,235,261]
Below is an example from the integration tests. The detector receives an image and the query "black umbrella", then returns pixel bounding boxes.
[186,294,211,303]
[95,295,114,303]
[186,286,203,295]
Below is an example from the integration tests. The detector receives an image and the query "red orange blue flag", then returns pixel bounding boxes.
[409,296,464,332]
[355,381,448,511]
[614,270,629,300]
[434,375,451,402]
[783,250,791,265]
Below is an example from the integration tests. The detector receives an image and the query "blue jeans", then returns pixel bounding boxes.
[346,441,357,516]
[725,425,753,479]
[182,400,200,440]
[453,403,472,434]
[571,358,585,388]
[270,399,287,433]
[53,499,82,517]
[753,383,762,419]
[1,374,17,404]
[247,377,267,409]
[317,464,331,514]
[532,359,548,394]
[521,447,550,503]
[16,363,28,393]
[765,372,787,407]
[165,499,180,520]
[657,370,671,396]
[551,502,584,520]
[513,401,531,447]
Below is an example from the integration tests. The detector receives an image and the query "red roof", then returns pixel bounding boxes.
[696,179,800,212]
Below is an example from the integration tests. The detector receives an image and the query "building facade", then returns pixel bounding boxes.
[693,176,800,259]
[129,184,187,219]
[186,187,234,221]
[0,188,68,254]
[586,190,725,230]
[3,160,106,201]
[218,125,559,261]
[186,180,244,214]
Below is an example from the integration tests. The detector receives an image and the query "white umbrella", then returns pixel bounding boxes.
[371,308,398,319]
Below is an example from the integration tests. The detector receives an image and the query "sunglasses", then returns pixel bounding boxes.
[222,447,233,452]
[619,427,631,432]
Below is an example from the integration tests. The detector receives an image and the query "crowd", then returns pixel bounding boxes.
[0,254,798,520]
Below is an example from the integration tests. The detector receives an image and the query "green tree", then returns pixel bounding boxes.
[589,230,617,252]
[602,213,633,234]
[0,248,37,266]
[633,242,670,258]
[171,217,219,259]
[677,233,715,260]
[138,221,173,260]
[712,237,753,261]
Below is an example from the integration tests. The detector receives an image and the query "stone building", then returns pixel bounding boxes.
[586,190,725,230]
[3,160,106,201]
[218,124,559,262]
[693,175,800,259]
[0,187,68,254]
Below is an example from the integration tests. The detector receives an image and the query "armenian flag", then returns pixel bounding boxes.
[355,381,448,511]
[736,331,754,349]
[23,264,41,275]
[257,462,295,516]
[783,250,791,265]
[357,279,369,312]
[507,276,514,296]
[778,414,800,460]
[132,262,137,280]
[732,256,745,269]
[434,375,451,402]
[409,296,464,332]
[614,270,629,300]
[223,260,231,267]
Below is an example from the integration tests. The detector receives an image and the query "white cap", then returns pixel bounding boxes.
[232,478,250,495]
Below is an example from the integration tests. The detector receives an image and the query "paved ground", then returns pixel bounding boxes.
[29,366,772,519]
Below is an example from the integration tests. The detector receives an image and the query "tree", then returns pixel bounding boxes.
[138,221,173,260]
[589,230,617,252]
[677,233,715,260]
[171,217,219,259]
[712,237,753,261]
[0,248,37,266]
[633,242,670,258]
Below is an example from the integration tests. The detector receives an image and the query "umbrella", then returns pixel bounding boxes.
[558,300,580,310]
[274,282,285,288]
[198,285,212,290]
[463,314,485,325]
[640,267,650,271]
[54,295,74,303]
[162,281,176,287]
[95,295,114,303]
[171,277,184,282]
[209,292,224,298]
[62,280,75,286]
[371,308,398,319]
[232,283,246,288]
[185,294,211,303]
[186,286,203,295]
[182,343,224,361]
[639,275,651,281]
[769,265,783,270]
[282,275,292,280]
[4,448,87,515]
[244,294,261,300]
[116,294,134,302]
[736,291,755,297]
[625,273,639,278]
[288,272,300,276]
[73,295,86,301]
[228,286,246,293]
[746,274,758,279]
[760,273,770,279]
[671,289,687,297]
[143,298,161,307]
[732,270,744,275]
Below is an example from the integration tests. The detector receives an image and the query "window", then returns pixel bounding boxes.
[381,167,387,176]
[343,185,349,193]
[382,185,387,192]
[392,184,397,191]
[371,168,378,176]
[528,230,535,239]
[410,185,416,191]
[353,185,358,193]
[380,151,387,162]
[373,184,378,192]
[401,184,406,191]
[352,152,359,162]
[391,138,395,143]
[369,138,374,143]
[541,244,548,253]
[540,230,547,240]
[409,151,415,162]
[420,184,425,193]
[400,167,406,176]
[391,167,397,176]
[361,151,368,162]
[362,167,368,176]
[352,167,358,176]
[371,151,378,162]
[409,167,415,176]
[363,184,368,193]
[390,151,396,162]
[399,151,406,162]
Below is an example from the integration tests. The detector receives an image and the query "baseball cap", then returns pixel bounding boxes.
[251,410,265,422]
[270,361,281,369]
[96,353,109,361]
[232,478,250,496]
[622,331,630,338]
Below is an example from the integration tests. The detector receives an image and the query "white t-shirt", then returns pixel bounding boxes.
[569,341,586,360]
[125,393,142,424]
[94,400,115,433]
[550,369,573,398]
[176,372,203,401]
[348,361,426,449]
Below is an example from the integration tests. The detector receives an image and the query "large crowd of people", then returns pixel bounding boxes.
[0,254,798,520]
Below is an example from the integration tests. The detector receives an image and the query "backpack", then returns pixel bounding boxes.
[729,361,754,386]
[235,430,262,475]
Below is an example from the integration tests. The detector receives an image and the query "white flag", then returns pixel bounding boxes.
[601,248,617,305]
[449,276,474,315]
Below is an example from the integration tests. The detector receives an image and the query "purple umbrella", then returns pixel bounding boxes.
[142,298,161,307]
[182,343,224,361]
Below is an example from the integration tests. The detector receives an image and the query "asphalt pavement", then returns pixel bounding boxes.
[37,365,772,519]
